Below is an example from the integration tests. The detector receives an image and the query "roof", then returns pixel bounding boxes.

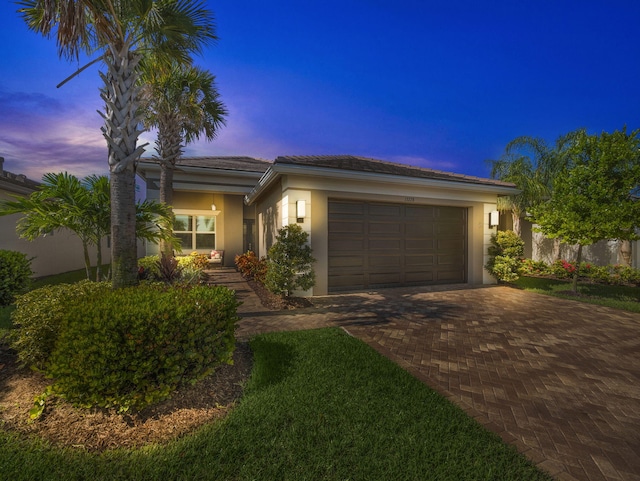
[0,168,40,195]
[139,156,272,174]
[274,155,516,188]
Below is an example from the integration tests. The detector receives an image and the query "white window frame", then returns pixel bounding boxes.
[173,209,219,252]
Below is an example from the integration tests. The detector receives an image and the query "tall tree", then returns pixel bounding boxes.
[140,60,227,255]
[0,172,177,281]
[488,135,572,237]
[531,128,640,292]
[18,0,217,287]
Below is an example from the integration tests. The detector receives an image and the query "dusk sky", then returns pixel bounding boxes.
[1,1,639,181]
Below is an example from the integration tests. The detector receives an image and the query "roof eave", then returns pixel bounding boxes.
[245,163,519,205]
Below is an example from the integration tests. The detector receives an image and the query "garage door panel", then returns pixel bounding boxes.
[368,239,402,250]
[405,254,434,267]
[329,201,365,215]
[369,255,402,267]
[329,238,365,250]
[405,239,435,250]
[369,204,402,216]
[329,255,364,268]
[405,271,435,283]
[405,205,435,218]
[328,200,466,292]
[405,222,434,237]
[329,221,364,234]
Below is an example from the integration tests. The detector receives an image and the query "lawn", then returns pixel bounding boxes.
[0,328,552,481]
[512,276,640,313]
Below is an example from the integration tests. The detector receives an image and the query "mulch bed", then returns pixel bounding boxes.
[0,278,310,452]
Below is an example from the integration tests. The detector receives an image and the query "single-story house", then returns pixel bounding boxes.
[139,155,518,296]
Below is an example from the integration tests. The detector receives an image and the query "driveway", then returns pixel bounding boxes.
[222,268,640,481]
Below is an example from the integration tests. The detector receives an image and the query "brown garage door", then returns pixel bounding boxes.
[328,200,467,292]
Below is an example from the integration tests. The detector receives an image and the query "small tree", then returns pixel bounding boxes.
[532,128,640,293]
[484,230,525,282]
[265,224,316,297]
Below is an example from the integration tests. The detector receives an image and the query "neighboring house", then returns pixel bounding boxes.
[0,157,110,278]
[140,155,518,296]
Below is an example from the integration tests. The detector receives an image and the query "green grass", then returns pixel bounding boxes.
[0,328,552,481]
[512,276,640,312]
[31,265,110,289]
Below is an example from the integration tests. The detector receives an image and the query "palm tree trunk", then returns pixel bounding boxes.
[95,237,103,281]
[99,42,146,288]
[511,212,521,237]
[159,163,174,257]
[82,242,92,280]
[553,238,562,261]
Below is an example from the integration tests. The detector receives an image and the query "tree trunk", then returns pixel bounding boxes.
[99,42,146,288]
[620,239,632,266]
[511,212,521,237]
[552,238,562,261]
[159,162,174,257]
[95,237,103,281]
[82,241,92,280]
[111,166,138,287]
[572,244,583,293]
[156,118,182,257]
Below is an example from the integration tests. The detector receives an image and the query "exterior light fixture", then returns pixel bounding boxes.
[489,210,499,228]
[211,203,217,211]
[296,200,306,221]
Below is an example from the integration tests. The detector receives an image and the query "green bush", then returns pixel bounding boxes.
[46,284,239,412]
[264,224,315,296]
[484,230,524,282]
[0,250,33,306]
[138,254,204,285]
[11,281,110,370]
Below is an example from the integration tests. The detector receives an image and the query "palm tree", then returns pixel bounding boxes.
[140,60,227,255]
[18,0,217,287]
[0,172,177,281]
[488,135,571,239]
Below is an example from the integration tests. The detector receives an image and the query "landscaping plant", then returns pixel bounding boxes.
[484,230,525,282]
[21,283,239,413]
[0,250,32,306]
[234,251,267,282]
[264,224,316,296]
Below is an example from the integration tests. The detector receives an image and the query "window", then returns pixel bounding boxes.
[174,213,216,251]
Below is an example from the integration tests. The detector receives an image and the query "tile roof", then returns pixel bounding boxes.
[274,155,516,188]
[140,156,272,173]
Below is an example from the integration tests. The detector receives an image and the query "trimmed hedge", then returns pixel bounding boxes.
[11,281,110,370]
[46,284,239,412]
[0,250,33,306]
[484,231,525,282]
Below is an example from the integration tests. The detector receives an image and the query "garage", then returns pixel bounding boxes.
[328,199,467,292]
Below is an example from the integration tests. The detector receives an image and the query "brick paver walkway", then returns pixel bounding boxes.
[210,268,640,481]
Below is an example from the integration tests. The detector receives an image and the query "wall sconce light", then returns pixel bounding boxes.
[211,203,217,211]
[296,200,306,221]
[489,210,499,228]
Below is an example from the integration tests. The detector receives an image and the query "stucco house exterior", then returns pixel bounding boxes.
[139,155,518,296]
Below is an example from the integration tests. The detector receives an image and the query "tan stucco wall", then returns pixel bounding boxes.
[144,190,249,267]
[255,180,283,257]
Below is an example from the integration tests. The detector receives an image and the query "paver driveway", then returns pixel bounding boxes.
[223,269,640,481]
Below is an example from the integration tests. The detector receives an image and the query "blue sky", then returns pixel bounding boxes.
[1,1,639,181]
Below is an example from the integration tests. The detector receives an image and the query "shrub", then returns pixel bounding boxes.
[11,281,110,370]
[0,250,33,306]
[138,255,160,280]
[178,252,210,271]
[484,230,524,282]
[518,258,548,276]
[46,284,239,412]
[264,224,316,296]
[235,251,267,283]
